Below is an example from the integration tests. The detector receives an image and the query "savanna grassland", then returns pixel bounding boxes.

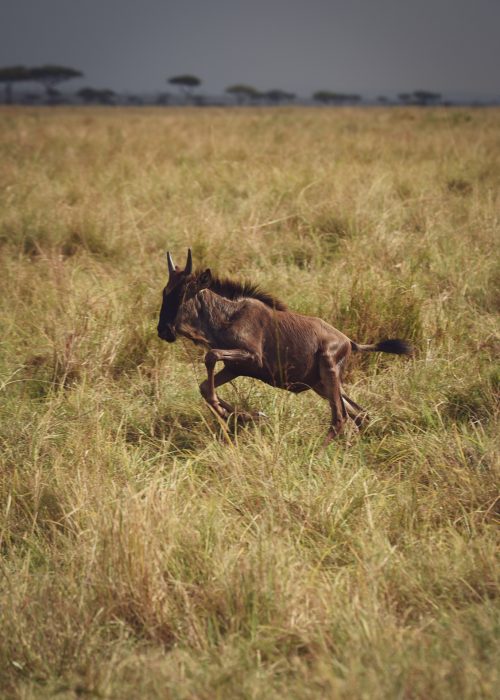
[0,106,499,699]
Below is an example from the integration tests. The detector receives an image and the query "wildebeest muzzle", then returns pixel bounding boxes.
[158,324,177,342]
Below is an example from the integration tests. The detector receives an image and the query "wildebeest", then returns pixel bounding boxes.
[158,249,413,445]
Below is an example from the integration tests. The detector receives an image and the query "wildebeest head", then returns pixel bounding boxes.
[157,249,211,342]
[157,249,193,342]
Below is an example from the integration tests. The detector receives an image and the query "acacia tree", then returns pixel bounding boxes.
[30,65,83,102]
[226,83,260,105]
[168,74,201,102]
[225,84,259,105]
[313,90,339,104]
[264,89,295,104]
[0,65,31,103]
[412,90,442,106]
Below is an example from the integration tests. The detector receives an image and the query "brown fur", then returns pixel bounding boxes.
[158,251,413,445]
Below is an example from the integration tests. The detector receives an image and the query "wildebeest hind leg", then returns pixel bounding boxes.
[313,383,361,427]
[341,392,370,429]
[318,346,348,445]
[312,384,359,427]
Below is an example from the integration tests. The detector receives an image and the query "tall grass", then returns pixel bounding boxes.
[0,106,499,699]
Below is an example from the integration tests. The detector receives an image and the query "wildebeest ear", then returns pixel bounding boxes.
[198,268,212,289]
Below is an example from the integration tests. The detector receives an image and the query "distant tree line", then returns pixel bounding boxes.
[77,87,116,105]
[225,85,296,104]
[0,64,460,108]
[397,90,442,106]
[312,91,361,105]
[166,76,296,105]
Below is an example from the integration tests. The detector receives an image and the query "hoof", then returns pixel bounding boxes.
[209,403,231,421]
[250,411,268,422]
[235,410,261,424]
[353,413,370,430]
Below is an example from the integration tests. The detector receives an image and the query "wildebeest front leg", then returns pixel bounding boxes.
[202,349,262,421]
[319,344,348,445]
[199,366,237,417]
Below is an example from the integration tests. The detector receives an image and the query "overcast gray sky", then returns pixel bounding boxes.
[1,0,499,98]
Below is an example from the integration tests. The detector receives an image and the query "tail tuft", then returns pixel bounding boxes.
[375,338,413,355]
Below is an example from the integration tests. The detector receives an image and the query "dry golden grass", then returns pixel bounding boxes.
[0,106,499,699]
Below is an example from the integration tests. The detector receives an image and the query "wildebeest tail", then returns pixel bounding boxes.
[351,338,413,355]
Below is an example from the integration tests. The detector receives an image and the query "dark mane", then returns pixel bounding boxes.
[199,271,288,311]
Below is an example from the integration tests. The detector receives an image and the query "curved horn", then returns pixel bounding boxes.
[185,248,193,275]
[167,251,175,274]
